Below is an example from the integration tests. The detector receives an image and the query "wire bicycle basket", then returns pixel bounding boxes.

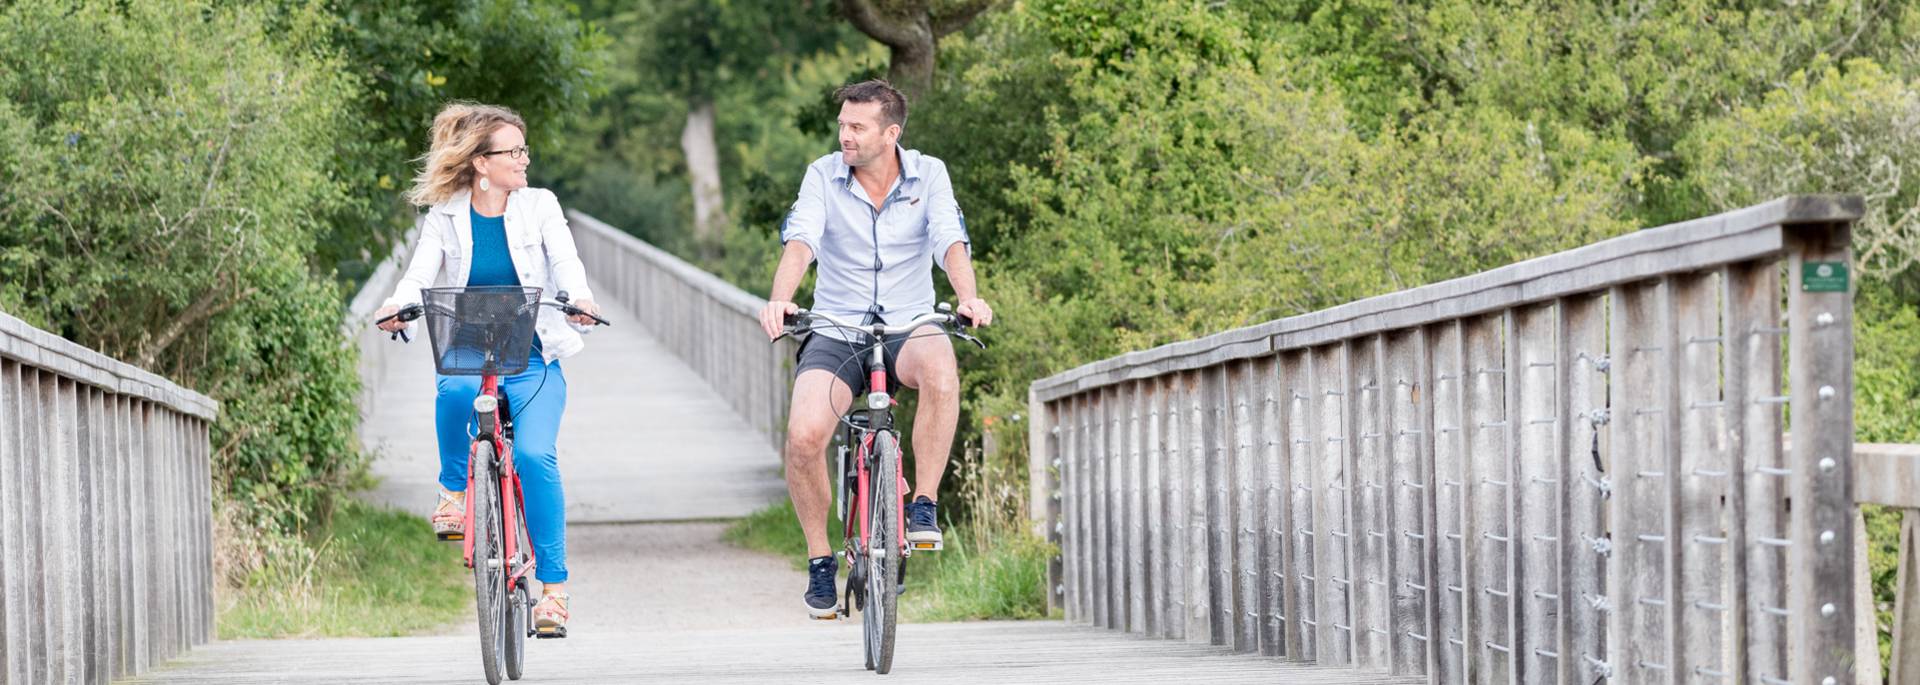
[420,286,542,376]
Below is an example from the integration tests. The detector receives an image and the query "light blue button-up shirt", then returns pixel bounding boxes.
[780,146,971,332]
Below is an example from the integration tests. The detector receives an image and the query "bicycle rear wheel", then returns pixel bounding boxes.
[505,495,530,680]
[471,441,509,685]
[863,432,900,674]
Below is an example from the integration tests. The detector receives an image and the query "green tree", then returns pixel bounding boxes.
[838,0,1001,98]
[0,0,365,559]
[632,0,851,255]
[298,0,610,287]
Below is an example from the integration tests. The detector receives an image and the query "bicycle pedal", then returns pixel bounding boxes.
[436,532,464,541]
[534,626,568,639]
[910,540,942,551]
[810,612,839,621]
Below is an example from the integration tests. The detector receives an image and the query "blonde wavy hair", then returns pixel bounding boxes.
[405,102,527,207]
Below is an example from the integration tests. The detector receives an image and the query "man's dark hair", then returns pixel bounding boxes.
[833,79,908,129]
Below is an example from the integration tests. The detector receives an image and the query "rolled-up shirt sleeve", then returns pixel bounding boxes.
[924,161,970,272]
[780,164,828,260]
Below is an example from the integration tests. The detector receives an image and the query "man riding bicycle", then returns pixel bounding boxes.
[756,80,993,619]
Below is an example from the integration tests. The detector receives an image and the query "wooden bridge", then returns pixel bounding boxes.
[2,196,1914,683]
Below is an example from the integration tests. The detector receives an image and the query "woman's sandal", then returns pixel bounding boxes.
[533,592,570,638]
[431,490,465,541]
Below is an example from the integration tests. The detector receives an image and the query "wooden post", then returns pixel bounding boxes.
[1282,351,1312,660]
[1186,370,1213,644]
[1207,366,1233,647]
[1511,303,1559,682]
[1893,511,1919,685]
[1434,321,1470,684]
[1351,337,1391,668]
[1384,330,1430,675]
[1259,356,1290,657]
[1785,221,1856,685]
[1560,294,1611,684]
[1462,314,1510,684]
[1232,361,1261,652]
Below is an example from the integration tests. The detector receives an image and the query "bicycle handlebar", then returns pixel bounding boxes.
[779,306,985,349]
[373,296,610,343]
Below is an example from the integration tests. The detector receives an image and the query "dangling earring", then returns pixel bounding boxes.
[479,176,491,192]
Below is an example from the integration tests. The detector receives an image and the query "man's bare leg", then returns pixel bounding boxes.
[786,369,852,558]
[895,330,960,504]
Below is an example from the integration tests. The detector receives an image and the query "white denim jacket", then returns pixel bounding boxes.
[383,187,595,364]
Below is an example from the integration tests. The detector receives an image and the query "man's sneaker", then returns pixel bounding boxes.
[906,496,943,550]
[805,555,839,619]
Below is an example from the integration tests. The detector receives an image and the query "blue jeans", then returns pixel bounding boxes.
[436,353,569,583]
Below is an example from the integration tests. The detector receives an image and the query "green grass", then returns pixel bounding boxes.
[723,499,1055,622]
[217,499,469,638]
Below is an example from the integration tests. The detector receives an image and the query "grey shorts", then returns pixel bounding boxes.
[794,330,912,395]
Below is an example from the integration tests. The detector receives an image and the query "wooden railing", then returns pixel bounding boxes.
[1856,443,1920,684]
[0,311,218,684]
[566,211,793,450]
[1027,196,1868,683]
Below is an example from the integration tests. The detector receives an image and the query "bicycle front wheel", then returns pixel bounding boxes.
[471,441,509,685]
[864,431,900,674]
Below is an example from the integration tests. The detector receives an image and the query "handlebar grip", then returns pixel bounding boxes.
[375,304,424,325]
[954,313,975,329]
[782,309,810,327]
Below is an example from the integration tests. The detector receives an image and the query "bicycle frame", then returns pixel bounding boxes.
[462,372,535,589]
[839,327,911,568]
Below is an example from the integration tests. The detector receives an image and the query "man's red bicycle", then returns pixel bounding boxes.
[376,285,607,685]
[778,304,981,675]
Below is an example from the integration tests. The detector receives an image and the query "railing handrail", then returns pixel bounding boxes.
[1,308,217,683]
[1033,194,1864,403]
[566,210,766,315]
[563,209,792,451]
[0,310,218,419]
[1029,195,1866,683]
[1856,443,1920,509]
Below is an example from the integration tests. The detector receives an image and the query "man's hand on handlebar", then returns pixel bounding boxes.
[956,298,993,327]
[760,300,799,340]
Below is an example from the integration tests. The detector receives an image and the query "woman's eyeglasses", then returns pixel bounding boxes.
[480,145,530,160]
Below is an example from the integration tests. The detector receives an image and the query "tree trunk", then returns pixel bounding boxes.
[680,98,725,251]
[839,0,998,102]
[886,37,936,102]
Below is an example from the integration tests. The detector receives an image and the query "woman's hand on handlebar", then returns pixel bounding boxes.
[760,300,798,340]
[374,305,409,333]
[566,298,604,327]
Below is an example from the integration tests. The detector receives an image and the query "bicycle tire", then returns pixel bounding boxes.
[471,441,508,685]
[505,580,528,680]
[864,431,900,674]
[505,472,530,679]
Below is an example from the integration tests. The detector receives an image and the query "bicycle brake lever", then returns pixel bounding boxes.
[954,331,986,350]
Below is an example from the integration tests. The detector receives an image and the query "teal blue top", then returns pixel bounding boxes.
[467,208,519,287]
[468,207,541,353]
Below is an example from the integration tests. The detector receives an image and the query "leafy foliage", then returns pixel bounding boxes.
[0,0,612,590]
[294,0,610,286]
[0,0,364,554]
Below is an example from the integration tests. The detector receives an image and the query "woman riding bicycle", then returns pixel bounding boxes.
[374,102,601,635]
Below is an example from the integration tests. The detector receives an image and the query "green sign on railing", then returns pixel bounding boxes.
[1802,261,1849,292]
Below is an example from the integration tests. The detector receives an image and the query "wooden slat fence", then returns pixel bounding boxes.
[1855,444,1920,685]
[0,311,218,684]
[566,211,794,450]
[1028,195,1870,683]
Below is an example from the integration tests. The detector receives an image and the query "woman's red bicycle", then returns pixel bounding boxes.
[376,285,607,685]
[778,304,981,675]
